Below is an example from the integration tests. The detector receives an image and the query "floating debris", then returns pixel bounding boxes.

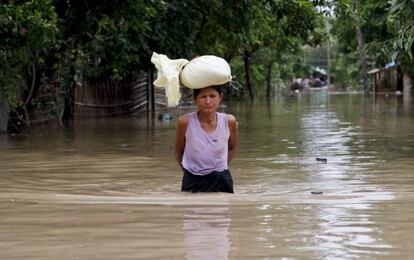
[311,191,323,195]
[316,157,327,163]
[158,112,173,121]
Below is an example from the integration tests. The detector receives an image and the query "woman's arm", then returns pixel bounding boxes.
[175,114,188,169]
[227,114,238,163]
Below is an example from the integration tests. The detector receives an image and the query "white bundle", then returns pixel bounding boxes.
[151,52,232,107]
[151,52,189,107]
[180,55,232,89]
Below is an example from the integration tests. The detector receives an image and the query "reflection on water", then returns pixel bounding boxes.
[183,206,231,259]
[297,92,394,258]
[1,92,414,259]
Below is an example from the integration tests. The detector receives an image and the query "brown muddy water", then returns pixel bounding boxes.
[0,91,413,259]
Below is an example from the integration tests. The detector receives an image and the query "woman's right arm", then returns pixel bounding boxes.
[175,114,188,169]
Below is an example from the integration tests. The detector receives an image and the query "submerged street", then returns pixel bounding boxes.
[1,91,413,259]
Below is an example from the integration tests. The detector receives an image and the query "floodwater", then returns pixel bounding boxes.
[1,91,413,259]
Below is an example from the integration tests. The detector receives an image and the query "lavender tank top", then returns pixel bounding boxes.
[182,112,230,175]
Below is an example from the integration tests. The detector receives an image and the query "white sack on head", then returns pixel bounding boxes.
[151,52,232,107]
[151,52,189,107]
[180,55,232,89]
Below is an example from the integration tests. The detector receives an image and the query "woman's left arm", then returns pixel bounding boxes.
[227,114,238,163]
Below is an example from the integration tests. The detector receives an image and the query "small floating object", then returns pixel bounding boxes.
[316,157,327,163]
[158,112,173,121]
[311,191,323,195]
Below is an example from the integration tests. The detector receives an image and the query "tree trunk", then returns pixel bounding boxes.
[325,19,331,88]
[62,85,74,121]
[265,61,273,97]
[22,64,37,126]
[353,0,369,94]
[403,72,413,94]
[62,66,77,121]
[0,88,10,134]
[147,66,155,112]
[243,50,256,101]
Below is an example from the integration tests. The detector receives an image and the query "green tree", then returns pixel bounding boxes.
[386,0,414,77]
[0,0,59,127]
[331,0,414,89]
[195,0,323,100]
[387,0,414,60]
[55,0,167,80]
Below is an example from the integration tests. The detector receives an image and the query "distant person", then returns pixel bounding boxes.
[175,85,238,193]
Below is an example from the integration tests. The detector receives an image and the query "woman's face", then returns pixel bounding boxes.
[194,87,222,113]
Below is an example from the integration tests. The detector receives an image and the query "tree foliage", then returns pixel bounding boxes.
[1,0,412,130]
[0,0,58,108]
[387,0,414,60]
[1,0,326,113]
[330,0,414,87]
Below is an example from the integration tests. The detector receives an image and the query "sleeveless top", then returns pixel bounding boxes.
[182,112,230,175]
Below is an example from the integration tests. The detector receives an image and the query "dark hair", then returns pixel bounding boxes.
[193,85,223,99]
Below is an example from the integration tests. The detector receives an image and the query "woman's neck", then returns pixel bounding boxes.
[197,111,217,123]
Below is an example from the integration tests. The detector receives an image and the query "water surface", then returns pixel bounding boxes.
[1,91,413,259]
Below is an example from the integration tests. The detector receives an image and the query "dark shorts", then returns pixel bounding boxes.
[181,168,234,193]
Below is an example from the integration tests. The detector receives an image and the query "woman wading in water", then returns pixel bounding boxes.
[175,85,238,193]
[150,52,236,192]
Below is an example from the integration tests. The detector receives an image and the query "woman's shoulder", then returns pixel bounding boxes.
[178,113,189,123]
[227,113,236,120]
[177,112,195,126]
[224,113,236,123]
[225,114,237,131]
[217,112,234,119]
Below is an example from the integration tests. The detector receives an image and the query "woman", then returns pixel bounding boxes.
[175,85,238,193]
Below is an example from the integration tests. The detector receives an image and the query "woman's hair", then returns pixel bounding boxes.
[193,85,223,99]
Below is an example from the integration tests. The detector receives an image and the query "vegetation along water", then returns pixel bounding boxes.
[1,1,414,259]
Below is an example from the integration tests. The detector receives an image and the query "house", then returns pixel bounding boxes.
[368,62,412,94]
